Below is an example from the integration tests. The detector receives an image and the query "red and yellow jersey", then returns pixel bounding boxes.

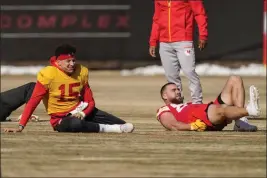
[156,105,170,120]
[37,65,88,114]
[19,64,96,128]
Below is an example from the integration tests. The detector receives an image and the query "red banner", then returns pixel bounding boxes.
[264,0,266,66]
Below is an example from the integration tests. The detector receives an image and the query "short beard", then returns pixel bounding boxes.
[170,96,184,104]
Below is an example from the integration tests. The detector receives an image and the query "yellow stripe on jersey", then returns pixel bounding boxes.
[156,105,170,119]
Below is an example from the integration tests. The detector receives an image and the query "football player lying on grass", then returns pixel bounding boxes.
[156,76,260,132]
[4,44,134,133]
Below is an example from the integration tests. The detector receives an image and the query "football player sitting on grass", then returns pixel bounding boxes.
[4,44,134,133]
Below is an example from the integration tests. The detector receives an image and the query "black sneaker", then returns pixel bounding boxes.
[233,120,258,132]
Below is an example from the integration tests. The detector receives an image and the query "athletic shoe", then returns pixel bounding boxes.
[120,123,134,133]
[246,85,261,117]
[233,117,258,132]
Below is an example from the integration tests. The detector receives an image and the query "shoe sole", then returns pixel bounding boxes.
[233,125,258,132]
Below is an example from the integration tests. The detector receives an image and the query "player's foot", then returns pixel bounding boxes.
[99,123,134,133]
[120,123,134,133]
[234,117,258,132]
[17,114,40,122]
[246,85,261,117]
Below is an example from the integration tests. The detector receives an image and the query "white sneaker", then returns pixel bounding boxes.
[120,123,134,133]
[246,85,261,117]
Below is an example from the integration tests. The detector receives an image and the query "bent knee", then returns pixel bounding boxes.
[215,107,226,118]
[69,118,83,132]
[229,75,243,84]
[208,105,226,125]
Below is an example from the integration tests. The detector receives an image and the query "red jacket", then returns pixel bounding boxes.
[149,0,208,46]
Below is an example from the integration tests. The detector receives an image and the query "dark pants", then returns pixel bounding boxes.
[0,82,35,121]
[54,108,126,133]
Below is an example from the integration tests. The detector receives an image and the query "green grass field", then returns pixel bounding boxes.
[1,73,266,177]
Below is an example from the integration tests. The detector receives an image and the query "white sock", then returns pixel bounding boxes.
[238,116,249,122]
[235,117,249,125]
[99,124,122,133]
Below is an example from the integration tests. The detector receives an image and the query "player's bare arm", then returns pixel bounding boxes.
[159,112,207,131]
[159,112,191,131]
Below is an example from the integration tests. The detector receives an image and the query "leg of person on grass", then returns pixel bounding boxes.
[54,116,132,133]
[54,108,131,133]
[207,85,260,128]
[85,108,126,125]
[0,82,38,122]
[214,76,258,131]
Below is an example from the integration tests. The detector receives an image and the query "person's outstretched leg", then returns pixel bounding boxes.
[0,82,36,121]
[54,115,133,133]
[85,108,126,124]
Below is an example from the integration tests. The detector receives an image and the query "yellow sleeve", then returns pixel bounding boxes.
[156,106,170,118]
[37,66,56,89]
[80,65,89,86]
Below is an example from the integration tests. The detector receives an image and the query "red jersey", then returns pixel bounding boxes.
[156,103,213,126]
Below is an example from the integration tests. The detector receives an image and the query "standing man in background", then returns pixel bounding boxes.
[149,0,208,104]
